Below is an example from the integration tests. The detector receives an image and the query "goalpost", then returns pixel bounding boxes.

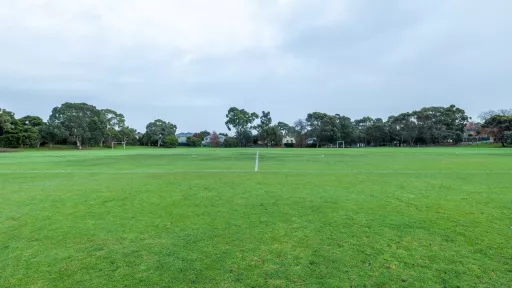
[112,142,126,150]
[337,141,345,148]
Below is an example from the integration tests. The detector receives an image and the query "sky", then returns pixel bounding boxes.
[0,0,511,133]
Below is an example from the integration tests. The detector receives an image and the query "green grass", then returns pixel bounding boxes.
[1,148,511,287]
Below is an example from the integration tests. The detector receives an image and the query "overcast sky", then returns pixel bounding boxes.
[0,0,511,133]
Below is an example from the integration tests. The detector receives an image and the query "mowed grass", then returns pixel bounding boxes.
[0,148,511,287]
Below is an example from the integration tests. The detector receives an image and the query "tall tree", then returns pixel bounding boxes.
[145,119,177,147]
[479,109,512,122]
[306,112,329,148]
[225,107,259,147]
[256,111,275,145]
[265,125,284,147]
[117,126,138,145]
[334,115,355,146]
[353,116,374,146]
[294,119,308,148]
[277,121,293,137]
[482,115,512,147]
[393,112,419,146]
[48,102,104,149]
[102,109,126,146]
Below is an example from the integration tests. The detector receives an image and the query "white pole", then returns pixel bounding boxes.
[255,151,259,172]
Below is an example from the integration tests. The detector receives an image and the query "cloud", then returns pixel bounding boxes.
[0,0,510,132]
[0,0,346,59]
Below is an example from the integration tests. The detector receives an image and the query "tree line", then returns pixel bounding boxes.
[1,102,511,149]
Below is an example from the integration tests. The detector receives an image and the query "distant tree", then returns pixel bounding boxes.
[306,112,329,147]
[504,131,512,145]
[225,107,259,147]
[39,122,66,148]
[276,121,293,137]
[118,127,138,145]
[334,114,355,146]
[18,115,44,128]
[186,136,202,147]
[479,109,512,122]
[101,109,126,146]
[482,115,512,147]
[255,111,275,145]
[218,132,229,137]
[164,135,179,148]
[48,102,105,149]
[265,125,284,146]
[0,108,16,136]
[197,130,211,140]
[209,131,222,147]
[146,119,177,147]
[294,119,308,148]
[223,136,238,148]
[392,112,419,146]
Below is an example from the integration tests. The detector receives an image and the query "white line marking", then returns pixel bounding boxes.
[0,170,511,174]
[255,151,259,172]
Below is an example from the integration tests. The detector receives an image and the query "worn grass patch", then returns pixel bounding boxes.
[0,148,511,287]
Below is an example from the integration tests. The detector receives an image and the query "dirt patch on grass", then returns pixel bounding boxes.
[0,148,18,153]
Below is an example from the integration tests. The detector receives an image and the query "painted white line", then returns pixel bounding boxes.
[0,170,511,174]
[255,151,259,172]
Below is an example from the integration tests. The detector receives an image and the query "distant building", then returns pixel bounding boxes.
[176,132,195,144]
[464,122,477,136]
[283,136,295,144]
[202,134,226,146]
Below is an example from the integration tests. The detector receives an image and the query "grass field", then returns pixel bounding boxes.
[1,147,511,287]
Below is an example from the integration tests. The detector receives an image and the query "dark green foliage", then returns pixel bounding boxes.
[504,131,512,144]
[225,107,259,147]
[197,130,211,140]
[223,136,238,148]
[0,134,22,148]
[0,108,16,136]
[48,102,106,149]
[146,119,177,147]
[39,122,67,147]
[18,115,44,128]
[482,114,512,147]
[117,127,138,145]
[163,135,179,148]
[186,136,202,147]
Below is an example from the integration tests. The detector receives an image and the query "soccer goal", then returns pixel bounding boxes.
[112,142,126,150]
[337,141,345,148]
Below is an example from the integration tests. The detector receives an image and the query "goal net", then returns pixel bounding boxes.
[337,141,345,148]
[112,142,126,150]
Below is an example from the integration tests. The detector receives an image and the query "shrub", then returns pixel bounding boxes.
[210,132,222,148]
[186,136,202,147]
[164,136,179,148]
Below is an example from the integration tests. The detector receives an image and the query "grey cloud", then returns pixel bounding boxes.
[1,0,511,132]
